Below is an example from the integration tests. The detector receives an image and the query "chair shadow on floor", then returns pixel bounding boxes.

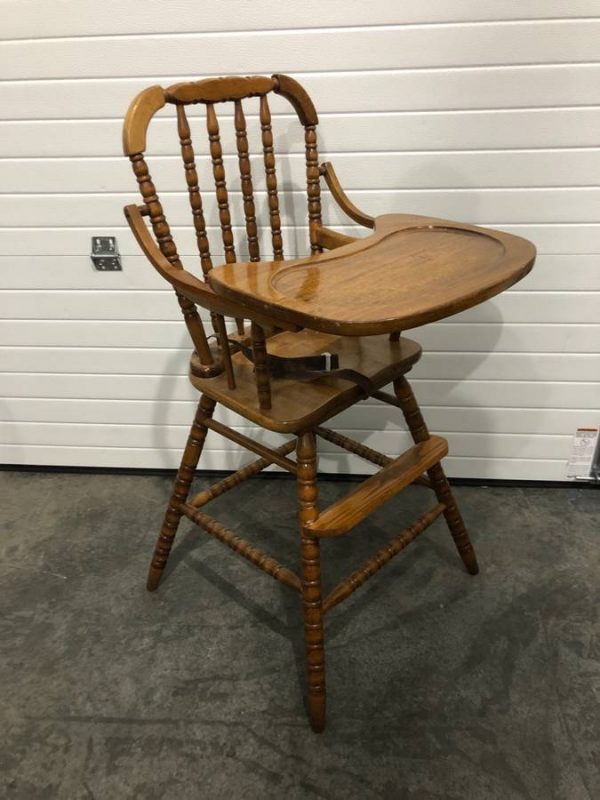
[148,475,477,724]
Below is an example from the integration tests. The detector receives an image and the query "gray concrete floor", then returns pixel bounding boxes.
[1,470,599,799]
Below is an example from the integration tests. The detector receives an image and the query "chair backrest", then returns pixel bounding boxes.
[122,74,323,376]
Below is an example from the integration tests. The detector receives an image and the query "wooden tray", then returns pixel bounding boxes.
[208,214,536,335]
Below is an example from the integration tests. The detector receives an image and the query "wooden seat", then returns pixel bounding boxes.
[190,330,422,433]
[122,73,536,732]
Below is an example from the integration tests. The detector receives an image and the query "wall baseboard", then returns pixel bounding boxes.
[1,463,597,490]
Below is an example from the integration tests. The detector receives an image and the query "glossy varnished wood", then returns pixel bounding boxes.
[394,376,480,575]
[320,161,374,229]
[182,504,301,592]
[315,425,433,488]
[127,155,215,366]
[198,413,297,474]
[305,121,322,254]
[297,431,326,732]
[249,321,272,410]
[206,103,236,264]
[273,73,319,126]
[305,436,448,537]
[190,330,422,433]
[122,85,166,155]
[176,104,213,276]
[260,95,284,260]
[188,440,297,508]
[165,75,276,105]
[322,503,446,613]
[234,99,260,262]
[122,73,334,376]
[124,203,294,334]
[146,394,215,591]
[119,73,529,732]
[209,213,536,336]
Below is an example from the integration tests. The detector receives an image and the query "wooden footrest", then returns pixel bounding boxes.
[305,435,448,537]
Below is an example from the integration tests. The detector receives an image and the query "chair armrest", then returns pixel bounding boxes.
[124,203,231,310]
[124,204,296,330]
[315,226,357,250]
[320,161,375,229]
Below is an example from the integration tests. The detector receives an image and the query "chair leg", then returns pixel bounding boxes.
[296,430,326,732]
[146,394,216,591]
[393,377,479,575]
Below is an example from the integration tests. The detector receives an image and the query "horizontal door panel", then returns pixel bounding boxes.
[5,149,600,193]
[2,225,598,257]
[4,22,600,81]
[0,421,571,461]
[4,0,594,40]
[3,65,600,120]
[1,188,596,226]
[3,109,600,157]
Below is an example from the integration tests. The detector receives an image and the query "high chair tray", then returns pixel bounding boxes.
[208,214,536,336]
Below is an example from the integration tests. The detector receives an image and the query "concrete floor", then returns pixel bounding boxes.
[1,469,599,800]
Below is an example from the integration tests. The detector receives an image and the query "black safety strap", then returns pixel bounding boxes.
[229,338,375,398]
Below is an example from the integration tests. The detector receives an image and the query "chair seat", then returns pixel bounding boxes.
[190,329,422,433]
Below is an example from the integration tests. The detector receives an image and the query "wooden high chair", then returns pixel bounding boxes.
[122,74,535,732]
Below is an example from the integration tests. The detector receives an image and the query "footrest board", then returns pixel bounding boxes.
[305,435,448,537]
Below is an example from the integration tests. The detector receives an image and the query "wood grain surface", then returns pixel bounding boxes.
[208,214,536,335]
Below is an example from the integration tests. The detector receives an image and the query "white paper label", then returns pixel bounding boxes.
[566,428,599,479]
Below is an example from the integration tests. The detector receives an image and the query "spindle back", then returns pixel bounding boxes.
[123,74,323,371]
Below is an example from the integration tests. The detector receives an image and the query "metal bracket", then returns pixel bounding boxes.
[91,237,122,271]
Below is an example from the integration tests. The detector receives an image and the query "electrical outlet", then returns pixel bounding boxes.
[91,236,122,271]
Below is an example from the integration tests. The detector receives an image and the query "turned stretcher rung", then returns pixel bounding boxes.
[189,439,297,508]
[315,426,432,489]
[181,504,301,592]
[372,389,404,408]
[315,426,392,468]
[305,436,448,537]
[198,413,297,473]
[322,502,446,613]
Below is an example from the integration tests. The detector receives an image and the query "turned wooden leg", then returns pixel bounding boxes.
[296,430,326,732]
[393,377,479,575]
[147,394,216,591]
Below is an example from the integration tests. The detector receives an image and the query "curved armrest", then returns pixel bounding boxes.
[320,161,375,229]
[124,204,295,330]
[124,204,229,309]
[314,226,357,250]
